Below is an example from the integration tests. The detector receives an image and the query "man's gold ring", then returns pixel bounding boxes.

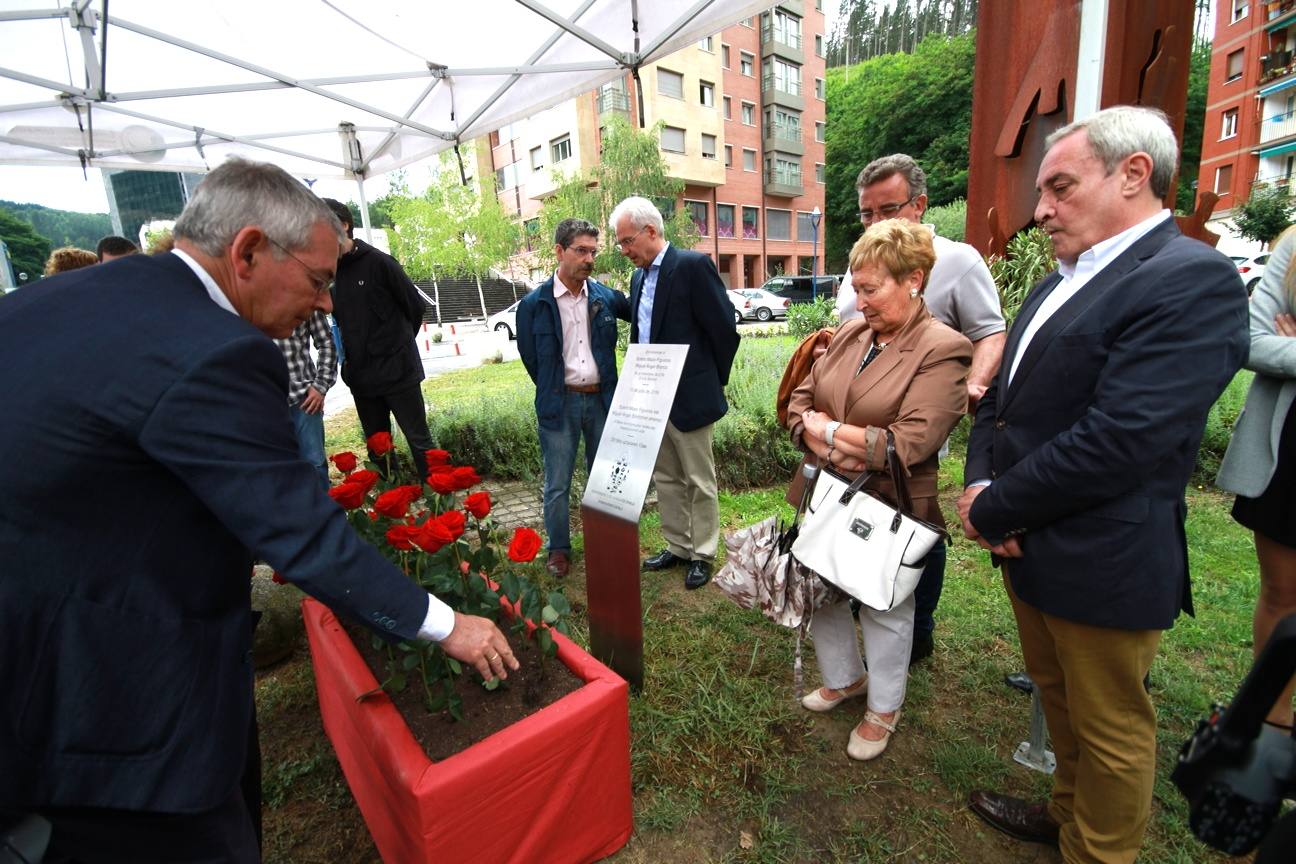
[488,652,500,662]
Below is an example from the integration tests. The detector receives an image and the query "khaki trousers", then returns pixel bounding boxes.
[1007,576,1162,864]
[654,421,719,562]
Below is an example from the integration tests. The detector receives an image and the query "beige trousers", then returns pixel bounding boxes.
[1007,576,1162,864]
[653,421,719,562]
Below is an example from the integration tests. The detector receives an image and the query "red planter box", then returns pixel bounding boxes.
[302,598,633,864]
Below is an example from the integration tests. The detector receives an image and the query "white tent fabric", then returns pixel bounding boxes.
[0,0,771,181]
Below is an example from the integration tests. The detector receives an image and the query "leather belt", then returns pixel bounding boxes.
[566,383,601,394]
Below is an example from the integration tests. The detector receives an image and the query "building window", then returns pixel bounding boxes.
[1215,164,1233,195]
[1226,49,1244,82]
[660,125,686,153]
[797,211,821,242]
[742,206,759,239]
[815,34,824,57]
[765,107,802,143]
[815,121,826,143]
[740,51,755,76]
[700,80,715,107]
[741,102,756,125]
[743,148,757,171]
[761,9,802,51]
[725,145,733,167]
[495,163,519,191]
[767,208,792,240]
[658,68,684,99]
[763,56,802,96]
[815,77,825,100]
[1233,1,1248,23]
[741,16,754,28]
[701,134,717,159]
[815,162,825,183]
[722,44,730,67]
[767,154,802,186]
[723,96,732,119]
[686,200,709,236]
[529,146,543,171]
[699,35,714,52]
[1222,108,1239,139]
[550,135,572,163]
[717,204,736,238]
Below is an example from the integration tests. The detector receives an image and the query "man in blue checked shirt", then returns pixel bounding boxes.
[273,309,337,491]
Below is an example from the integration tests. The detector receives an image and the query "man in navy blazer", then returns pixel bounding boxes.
[0,158,518,862]
[516,218,631,577]
[958,107,1248,862]
[611,196,739,590]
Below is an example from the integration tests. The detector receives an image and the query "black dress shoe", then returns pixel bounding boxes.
[642,549,686,571]
[968,790,1060,847]
[1004,671,1035,694]
[684,560,712,590]
[909,631,934,666]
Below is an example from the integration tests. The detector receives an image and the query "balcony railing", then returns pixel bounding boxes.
[597,88,630,114]
[1268,0,1296,25]
[1261,109,1296,143]
[761,73,802,96]
[765,166,802,187]
[769,123,801,143]
[761,20,802,50]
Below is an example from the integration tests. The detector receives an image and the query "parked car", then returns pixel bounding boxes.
[488,297,523,339]
[739,288,791,321]
[726,289,752,324]
[1237,253,1269,294]
[759,275,840,304]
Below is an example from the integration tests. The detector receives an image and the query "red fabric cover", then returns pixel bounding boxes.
[303,598,633,864]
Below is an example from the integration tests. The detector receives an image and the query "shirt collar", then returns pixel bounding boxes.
[1057,209,1170,281]
[648,241,670,270]
[171,248,238,316]
[552,271,587,299]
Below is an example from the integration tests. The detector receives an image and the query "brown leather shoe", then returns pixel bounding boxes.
[968,790,1060,847]
[546,551,570,578]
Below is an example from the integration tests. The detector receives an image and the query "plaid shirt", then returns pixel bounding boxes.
[273,310,337,407]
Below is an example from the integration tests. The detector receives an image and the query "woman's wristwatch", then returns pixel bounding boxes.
[824,420,842,447]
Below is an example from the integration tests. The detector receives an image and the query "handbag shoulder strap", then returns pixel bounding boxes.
[885,430,915,514]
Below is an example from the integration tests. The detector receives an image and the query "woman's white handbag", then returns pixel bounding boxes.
[791,431,945,611]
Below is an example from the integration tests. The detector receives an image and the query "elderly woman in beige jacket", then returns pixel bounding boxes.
[787,220,971,760]
[1218,226,1296,728]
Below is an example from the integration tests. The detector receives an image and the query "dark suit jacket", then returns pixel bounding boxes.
[629,245,740,431]
[515,276,632,430]
[0,252,432,814]
[964,218,1248,630]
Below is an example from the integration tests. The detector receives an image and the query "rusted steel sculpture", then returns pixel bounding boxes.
[966,1,1202,256]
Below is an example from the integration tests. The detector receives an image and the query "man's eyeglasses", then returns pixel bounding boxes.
[267,237,334,294]
[857,196,917,224]
[616,225,648,249]
[566,245,599,257]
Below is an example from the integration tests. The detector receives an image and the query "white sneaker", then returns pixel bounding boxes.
[799,676,868,713]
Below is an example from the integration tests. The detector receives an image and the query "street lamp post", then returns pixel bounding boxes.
[810,205,822,299]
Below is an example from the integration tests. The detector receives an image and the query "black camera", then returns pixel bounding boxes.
[1172,614,1296,860]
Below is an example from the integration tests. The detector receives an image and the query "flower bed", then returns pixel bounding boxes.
[304,598,633,864]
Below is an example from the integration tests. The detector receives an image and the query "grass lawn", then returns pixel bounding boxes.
[261,371,1263,861]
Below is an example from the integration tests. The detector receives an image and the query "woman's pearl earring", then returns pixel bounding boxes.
[910,288,919,298]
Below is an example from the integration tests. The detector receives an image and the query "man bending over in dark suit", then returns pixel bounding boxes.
[958,106,1248,863]
[0,158,518,863]
[612,196,739,591]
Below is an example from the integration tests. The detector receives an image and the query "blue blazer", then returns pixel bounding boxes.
[965,219,1248,630]
[515,275,631,430]
[629,245,740,432]
[0,253,432,814]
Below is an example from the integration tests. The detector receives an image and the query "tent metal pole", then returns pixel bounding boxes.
[512,0,627,63]
[639,0,718,60]
[0,133,83,157]
[356,173,373,242]
[110,69,449,103]
[0,66,89,97]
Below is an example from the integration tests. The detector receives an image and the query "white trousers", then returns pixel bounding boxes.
[810,593,915,714]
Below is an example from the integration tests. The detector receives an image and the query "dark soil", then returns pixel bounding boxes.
[345,622,584,763]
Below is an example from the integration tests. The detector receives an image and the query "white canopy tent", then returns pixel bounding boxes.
[0,0,771,228]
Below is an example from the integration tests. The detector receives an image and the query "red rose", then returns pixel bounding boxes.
[366,431,395,456]
[426,472,457,495]
[426,449,451,468]
[344,469,380,493]
[373,486,418,519]
[330,451,358,473]
[507,526,542,563]
[451,465,481,491]
[459,560,470,575]
[328,482,366,509]
[463,491,491,519]
[386,524,416,551]
[414,518,454,554]
[438,509,466,539]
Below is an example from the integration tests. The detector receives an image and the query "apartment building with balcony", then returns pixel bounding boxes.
[1199,0,1296,244]
[471,2,827,289]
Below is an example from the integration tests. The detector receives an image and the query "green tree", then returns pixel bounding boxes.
[0,200,111,253]
[533,115,695,289]
[1175,38,1212,214]
[824,31,976,271]
[0,207,52,281]
[1232,184,1295,246]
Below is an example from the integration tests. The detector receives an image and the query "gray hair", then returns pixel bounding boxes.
[174,157,344,256]
[609,196,664,235]
[554,218,599,248]
[1045,105,1178,199]
[856,154,927,198]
